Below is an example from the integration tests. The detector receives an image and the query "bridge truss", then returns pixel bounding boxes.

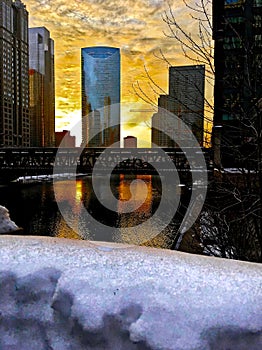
[0,147,213,182]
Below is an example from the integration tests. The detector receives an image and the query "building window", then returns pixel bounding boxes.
[227,16,244,24]
[254,15,262,28]
[222,114,234,121]
[223,36,243,49]
[225,0,245,8]
[253,0,262,7]
[255,34,262,46]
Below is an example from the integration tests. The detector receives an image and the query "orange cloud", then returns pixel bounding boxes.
[24,0,206,144]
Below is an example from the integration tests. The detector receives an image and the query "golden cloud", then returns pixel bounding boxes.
[24,0,204,144]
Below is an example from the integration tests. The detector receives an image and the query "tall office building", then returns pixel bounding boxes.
[151,65,205,147]
[29,27,55,147]
[81,46,120,147]
[169,65,205,145]
[213,0,262,167]
[0,0,30,147]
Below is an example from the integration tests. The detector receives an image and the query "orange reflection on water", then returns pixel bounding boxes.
[75,179,83,203]
[53,179,84,239]
[117,175,154,244]
[118,174,152,214]
[56,220,82,240]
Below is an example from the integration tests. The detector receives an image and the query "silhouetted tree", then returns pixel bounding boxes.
[135,0,262,261]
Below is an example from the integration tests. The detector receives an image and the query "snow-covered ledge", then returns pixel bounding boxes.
[0,236,261,350]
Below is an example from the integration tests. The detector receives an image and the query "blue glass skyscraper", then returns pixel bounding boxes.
[81,46,120,147]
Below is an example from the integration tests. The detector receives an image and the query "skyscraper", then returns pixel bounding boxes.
[0,0,30,147]
[213,0,262,167]
[29,27,55,147]
[151,65,205,147]
[169,65,205,145]
[81,46,120,147]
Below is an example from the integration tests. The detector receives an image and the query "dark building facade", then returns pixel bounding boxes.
[55,130,76,148]
[213,0,262,167]
[0,0,30,147]
[81,46,120,147]
[151,65,205,147]
[124,135,137,148]
[29,27,55,147]
[169,65,205,145]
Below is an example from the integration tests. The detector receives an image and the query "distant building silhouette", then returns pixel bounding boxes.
[213,0,262,167]
[0,0,30,147]
[169,65,205,145]
[81,46,120,147]
[152,95,176,147]
[124,136,137,148]
[55,130,76,148]
[29,27,55,147]
[151,65,205,147]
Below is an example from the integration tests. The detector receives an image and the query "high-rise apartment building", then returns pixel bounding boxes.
[29,27,55,147]
[169,65,205,145]
[213,0,262,167]
[0,0,30,147]
[81,46,120,147]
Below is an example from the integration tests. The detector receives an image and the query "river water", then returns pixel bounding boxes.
[0,175,186,248]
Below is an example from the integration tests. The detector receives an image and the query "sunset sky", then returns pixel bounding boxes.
[24,0,200,145]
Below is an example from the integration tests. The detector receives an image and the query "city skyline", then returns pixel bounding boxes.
[23,0,197,146]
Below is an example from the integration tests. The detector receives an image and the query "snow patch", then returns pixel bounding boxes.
[0,205,19,233]
[0,236,262,349]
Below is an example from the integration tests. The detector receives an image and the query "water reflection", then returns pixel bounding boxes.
[75,180,83,203]
[118,175,153,216]
[0,175,180,247]
[116,175,157,244]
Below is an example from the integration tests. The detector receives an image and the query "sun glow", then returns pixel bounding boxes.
[25,0,208,146]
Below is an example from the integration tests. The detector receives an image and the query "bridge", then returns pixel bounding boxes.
[0,147,213,183]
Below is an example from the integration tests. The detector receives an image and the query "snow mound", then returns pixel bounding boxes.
[0,236,262,350]
[0,205,19,233]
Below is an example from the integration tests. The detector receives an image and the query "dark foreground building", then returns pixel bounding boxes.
[213,0,262,167]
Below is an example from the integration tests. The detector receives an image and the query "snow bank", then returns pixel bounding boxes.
[0,205,19,233]
[0,236,261,350]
